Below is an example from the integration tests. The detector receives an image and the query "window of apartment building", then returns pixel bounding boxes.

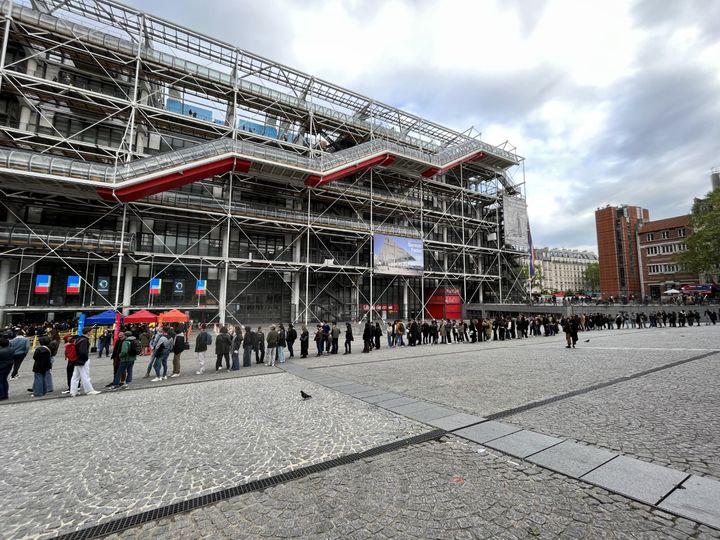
[678,228,687,237]
[646,246,658,255]
[648,265,660,274]
[646,233,654,241]
[661,231,670,239]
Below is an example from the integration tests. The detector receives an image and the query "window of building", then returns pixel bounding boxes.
[646,233,654,241]
[678,228,687,237]
[661,231,670,239]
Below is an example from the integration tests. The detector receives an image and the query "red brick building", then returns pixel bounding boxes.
[595,205,649,300]
[637,215,697,299]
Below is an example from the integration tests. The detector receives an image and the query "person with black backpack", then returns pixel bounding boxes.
[30,335,53,397]
[171,330,185,377]
[194,323,211,375]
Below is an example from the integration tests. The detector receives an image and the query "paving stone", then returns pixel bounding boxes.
[332,384,372,394]
[386,401,438,415]
[528,440,617,478]
[425,413,485,431]
[582,456,688,506]
[403,406,458,423]
[362,393,403,404]
[376,396,418,408]
[454,421,522,445]
[485,430,564,459]
[660,475,720,529]
[350,389,387,399]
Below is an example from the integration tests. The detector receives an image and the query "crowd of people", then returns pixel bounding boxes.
[1,307,717,401]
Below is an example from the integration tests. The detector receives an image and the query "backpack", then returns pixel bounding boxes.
[131,339,142,356]
[65,339,78,362]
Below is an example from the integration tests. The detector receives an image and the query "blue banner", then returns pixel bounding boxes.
[77,313,86,336]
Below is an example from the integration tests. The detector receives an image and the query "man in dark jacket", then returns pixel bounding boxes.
[69,330,100,397]
[171,331,185,377]
[214,326,232,371]
[286,324,297,358]
[111,332,137,389]
[242,326,255,367]
[255,327,265,364]
[0,337,14,400]
[194,323,211,375]
[30,335,53,397]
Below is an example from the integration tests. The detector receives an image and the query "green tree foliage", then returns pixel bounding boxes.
[678,190,720,275]
[583,262,600,292]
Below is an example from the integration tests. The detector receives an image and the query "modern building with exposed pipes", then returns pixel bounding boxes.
[0,0,528,326]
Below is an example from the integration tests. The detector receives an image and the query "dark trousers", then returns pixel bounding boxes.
[216,351,230,370]
[10,354,25,378]
[66,362,75,389]
[0,363,11,399]
[243,347,253,367]
[287,339,295,358]
[98,342,110,357]
[300,341,308,357]
[255,347,265,364]
[344,340,351,353]
[331,338,339,354]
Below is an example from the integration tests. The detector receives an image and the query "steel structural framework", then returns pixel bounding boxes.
[0,0,528,326]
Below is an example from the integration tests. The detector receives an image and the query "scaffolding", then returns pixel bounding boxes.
[0,0,528,326]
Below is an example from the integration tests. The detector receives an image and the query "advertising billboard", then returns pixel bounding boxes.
[373,235,424,276]
[503,195,529,250]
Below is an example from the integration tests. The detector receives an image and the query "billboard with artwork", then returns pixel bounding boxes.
[373,235,424,276]
[503,195,529,250]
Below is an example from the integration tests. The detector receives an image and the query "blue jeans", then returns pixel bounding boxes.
[231,351,240,370]
[32,372,50,396]
[277,347,285,363]
[153,352,169,377]
[113,361,134,385]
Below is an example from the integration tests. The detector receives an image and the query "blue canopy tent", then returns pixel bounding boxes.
[85,310,120,325]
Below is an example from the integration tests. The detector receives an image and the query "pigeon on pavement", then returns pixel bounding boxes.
[300,390,312,400]
[584,339,590,343]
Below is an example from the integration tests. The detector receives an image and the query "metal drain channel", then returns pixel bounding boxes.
[55,429,446,540]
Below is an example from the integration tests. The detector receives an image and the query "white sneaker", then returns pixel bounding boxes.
[170,374,179,378]
[195,370,203,375]
[217,366,223,371]
[61,390,70,395]
[163,376,168,380]
[86,390,101,395]
[151,377,162,382]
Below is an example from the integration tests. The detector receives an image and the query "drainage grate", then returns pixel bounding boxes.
[55,429,446,540]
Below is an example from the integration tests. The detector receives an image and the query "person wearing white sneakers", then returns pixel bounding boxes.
[69,330,100,397]
[195,323,211,375]
[150,328,172,382]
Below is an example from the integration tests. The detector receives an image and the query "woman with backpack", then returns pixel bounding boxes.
[111,331,138,389]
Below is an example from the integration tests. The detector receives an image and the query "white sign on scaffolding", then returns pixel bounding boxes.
[503,195,529,250]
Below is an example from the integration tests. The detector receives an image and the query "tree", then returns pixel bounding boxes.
[584,262,600,292]
[678,190,720,275]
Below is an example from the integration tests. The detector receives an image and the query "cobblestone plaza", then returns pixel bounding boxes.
[3,325,720,539]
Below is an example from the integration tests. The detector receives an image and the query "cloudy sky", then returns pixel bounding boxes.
[129,0,720,253]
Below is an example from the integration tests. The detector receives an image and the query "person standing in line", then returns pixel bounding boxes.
[277,324,287,364]
[30,335,53,397]
[300,325,309,358]
[231,326,243,370]
[362,322,373,353]
[330,322,340,354]
[286,324,297,358]
[9,329,29,379]
[0,337,13,400]
[344,322,353,354]
[97,329,112,358]
[171,329,185,377]
[151,328,172,382]
[266,325,278,366]
[194,323,211,375]
[386,321,395,347]
[139,329,151,356]
[314,325,324,356]
[374,322,382,350]
[214,326,232,371]
[255,327,265,364]
[46,330,60,392]
[144,329,160,377]
[69,330,100,397]
[242,326,255,367]
[322,321,331,354]
[111,331,137,389]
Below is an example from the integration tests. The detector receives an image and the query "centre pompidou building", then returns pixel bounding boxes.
[0,0,527,326]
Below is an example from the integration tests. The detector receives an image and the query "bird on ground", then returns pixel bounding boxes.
[584,339,590,343]
[300,390,312,400]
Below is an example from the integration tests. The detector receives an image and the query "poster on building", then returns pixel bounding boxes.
[35,275,51,294]
[173,279,185,295]
[66,275,81,294]
[373,235,424,276]
[195,279,207,296]
[97,277,110,295]
[502,195,529,250]
[149,278,162,296]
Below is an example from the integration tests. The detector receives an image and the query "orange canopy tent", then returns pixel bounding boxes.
[158,309,189,324]
[124,309,158,324]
